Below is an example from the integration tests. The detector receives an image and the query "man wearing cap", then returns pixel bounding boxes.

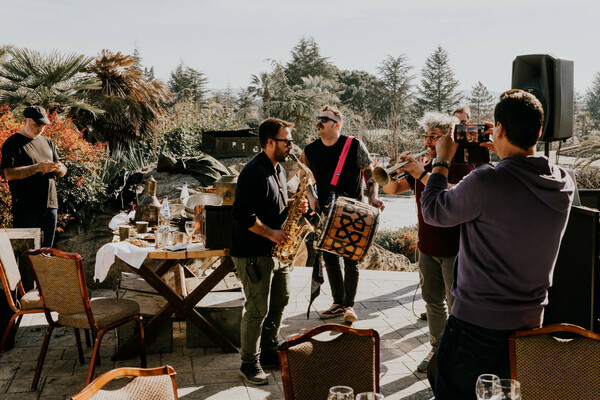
[1,106,67,247]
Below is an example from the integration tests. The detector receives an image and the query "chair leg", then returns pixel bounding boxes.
[86,328,108,385]
[32,325,54,391]
[84,329,92,348]
[137,318,146,368]
[0,312,21,355]
[73,329,85,365]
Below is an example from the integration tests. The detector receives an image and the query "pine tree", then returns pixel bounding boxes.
[285,37,337,87]
[415,46,461,114]
[585,71,600,130]
[168,61,209,105]
[377,54,415,128]
[468,81,495,122]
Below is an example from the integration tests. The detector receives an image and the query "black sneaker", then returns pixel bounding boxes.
[319,303,344,319]
[260,351,280,369]
[239,362,269,385]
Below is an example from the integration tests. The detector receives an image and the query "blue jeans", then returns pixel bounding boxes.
[13,208,57,248]
[322,251,359,307]
[434,315,513,400]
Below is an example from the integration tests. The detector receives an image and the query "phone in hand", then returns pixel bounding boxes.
[453,124,491,164]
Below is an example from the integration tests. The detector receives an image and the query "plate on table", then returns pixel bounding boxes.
[125,238,153,248]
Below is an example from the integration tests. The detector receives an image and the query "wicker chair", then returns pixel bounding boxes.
[27,248,146,390]
[508,323,600,400]
[70,365,178,400]
[0,230,44,354]
[278,323,380,400]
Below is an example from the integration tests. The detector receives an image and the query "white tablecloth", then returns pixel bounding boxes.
[94,241,151,282]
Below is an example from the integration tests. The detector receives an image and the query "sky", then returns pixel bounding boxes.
[1,0,598,95]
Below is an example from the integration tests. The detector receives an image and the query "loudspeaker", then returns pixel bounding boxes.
[511,54,574,142]
[544,205,600,333]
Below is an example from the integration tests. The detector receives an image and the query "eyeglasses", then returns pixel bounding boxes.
[316,116,338,124]
[421,134,444,140]
[272,138,294,147]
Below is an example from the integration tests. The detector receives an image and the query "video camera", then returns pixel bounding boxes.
[453,124,491,164]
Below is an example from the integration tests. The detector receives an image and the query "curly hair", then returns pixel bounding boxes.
[417,111,458,134]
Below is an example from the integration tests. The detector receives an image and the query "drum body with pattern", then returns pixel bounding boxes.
[315,195,380,262]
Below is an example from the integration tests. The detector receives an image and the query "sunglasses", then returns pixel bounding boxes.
[272,138,294,147]
[316,116,338,124]
[421,134,444,140]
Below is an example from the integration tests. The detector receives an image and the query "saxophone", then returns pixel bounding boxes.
[272,155,314,264]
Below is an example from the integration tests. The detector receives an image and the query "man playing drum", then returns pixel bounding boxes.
[381,112,474,373]
[300,105,384,323]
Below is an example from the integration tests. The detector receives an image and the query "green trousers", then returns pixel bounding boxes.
[233,256,290,363]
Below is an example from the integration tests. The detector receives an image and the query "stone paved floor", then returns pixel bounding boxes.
[0,267,434,399]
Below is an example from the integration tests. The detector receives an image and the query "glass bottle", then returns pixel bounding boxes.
[180,182,190,203]
[134,176,161,223]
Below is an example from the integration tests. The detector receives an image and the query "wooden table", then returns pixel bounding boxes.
[114,247,238,358]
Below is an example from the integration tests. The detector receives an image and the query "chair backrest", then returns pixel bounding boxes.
[27,248,88,316]
[0,231,21,292]
[70,365,178,400]
[509,323,600,400]
[278,323,380,400]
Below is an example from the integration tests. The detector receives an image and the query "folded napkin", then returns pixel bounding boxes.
[94,241,152,282]
[108,211,136,231]
[187,243,206,251]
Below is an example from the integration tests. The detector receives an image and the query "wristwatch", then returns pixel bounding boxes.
[432,157,451,169]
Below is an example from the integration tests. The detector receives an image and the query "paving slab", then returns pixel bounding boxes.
[0,267,433,399]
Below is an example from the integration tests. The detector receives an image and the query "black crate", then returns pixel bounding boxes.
[203,205,232,249]
[187,291,244,348]
[202,129,260,158]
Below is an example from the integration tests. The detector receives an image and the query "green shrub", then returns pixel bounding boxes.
[375,224,418,262]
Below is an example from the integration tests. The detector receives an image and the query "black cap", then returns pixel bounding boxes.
[23,105,51,125]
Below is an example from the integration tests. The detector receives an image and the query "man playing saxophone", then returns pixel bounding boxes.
[381,112,474,374]
[231,117,308,385]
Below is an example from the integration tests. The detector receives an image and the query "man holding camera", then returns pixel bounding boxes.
[382,112,474,373]
[421,89,574,399]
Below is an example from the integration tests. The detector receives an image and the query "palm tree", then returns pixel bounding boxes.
[0,47,102,114]
[72,49,172,144]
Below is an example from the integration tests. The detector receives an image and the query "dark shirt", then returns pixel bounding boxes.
[1,133,59,213]
[230,152,288,257]
[303,135,371,210]
[409,160,475,257]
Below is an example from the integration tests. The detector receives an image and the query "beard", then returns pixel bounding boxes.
[274,146,289,163]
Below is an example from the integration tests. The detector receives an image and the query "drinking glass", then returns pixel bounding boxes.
[327,386,354,400]
[497,379,521,400]
[184,221,195,243]
[356,392,384,400]
[475,374,500,400]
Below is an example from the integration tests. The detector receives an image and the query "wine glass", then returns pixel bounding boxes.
[327,386,354,400]
[475,374,500,400]
[356,392,384,400]
[497,379,521,400]
[184,221,195,243]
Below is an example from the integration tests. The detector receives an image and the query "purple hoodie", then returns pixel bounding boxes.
[421,156,574,330]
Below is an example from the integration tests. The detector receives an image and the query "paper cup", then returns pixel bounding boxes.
[118,225,131,241]
[136,221,149,234]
